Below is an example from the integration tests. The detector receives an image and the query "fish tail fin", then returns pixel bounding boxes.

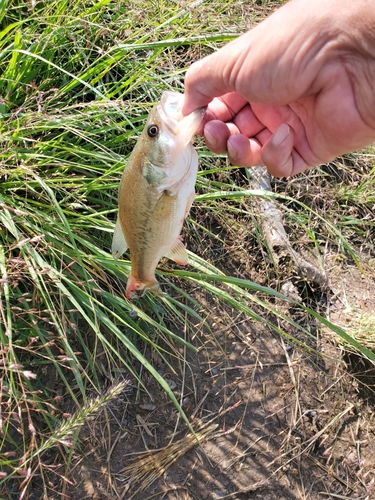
[126,274,162,300]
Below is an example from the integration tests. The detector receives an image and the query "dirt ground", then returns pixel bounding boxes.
[64,196,375,500]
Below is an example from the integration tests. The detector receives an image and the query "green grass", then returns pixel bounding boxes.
[1,0,374,497]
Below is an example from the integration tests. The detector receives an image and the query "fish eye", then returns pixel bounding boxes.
[147,124,159,138]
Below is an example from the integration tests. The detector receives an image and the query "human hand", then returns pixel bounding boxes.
[183,0,375,177]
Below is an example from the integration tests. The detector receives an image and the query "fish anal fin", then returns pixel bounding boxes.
[164,238,188,266]
[112,218,128,260]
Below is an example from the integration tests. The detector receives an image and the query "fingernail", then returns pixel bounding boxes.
[204,127,218,147]
[272,123,290,146]
[227,141,238,160]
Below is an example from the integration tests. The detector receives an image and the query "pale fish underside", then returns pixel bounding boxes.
[111,91,205,299]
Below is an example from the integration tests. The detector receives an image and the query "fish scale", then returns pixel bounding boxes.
[111,91,205,299]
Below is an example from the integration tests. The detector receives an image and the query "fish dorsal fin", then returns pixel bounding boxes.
[111,218,128,260]
[164,238,188,265]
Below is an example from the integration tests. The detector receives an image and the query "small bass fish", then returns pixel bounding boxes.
[111,91,205,299]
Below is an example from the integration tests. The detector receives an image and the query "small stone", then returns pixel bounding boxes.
[139,403,156,411]
[165,379,177,390]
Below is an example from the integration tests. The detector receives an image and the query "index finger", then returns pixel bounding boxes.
[192,93,249,134]
[182,51,236,115]
[207,93,249,121]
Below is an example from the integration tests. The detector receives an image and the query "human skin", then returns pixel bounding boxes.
[182,0,375,177]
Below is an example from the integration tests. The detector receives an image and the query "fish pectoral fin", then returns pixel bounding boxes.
[164,238,189,266]
[142,159,168,188]
[111,218,128,260]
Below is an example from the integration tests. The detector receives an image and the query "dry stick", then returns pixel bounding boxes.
[280,336,301,436]
[220,362,287,371]
[219,479,268,499]
[141,485,191,500]
[318,493,368,500]
[190,388,210,419]
[248,166,327,288]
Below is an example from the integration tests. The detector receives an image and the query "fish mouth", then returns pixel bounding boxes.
[159,91,205,146]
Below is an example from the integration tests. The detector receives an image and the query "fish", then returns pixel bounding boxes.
[111,91,205,299]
